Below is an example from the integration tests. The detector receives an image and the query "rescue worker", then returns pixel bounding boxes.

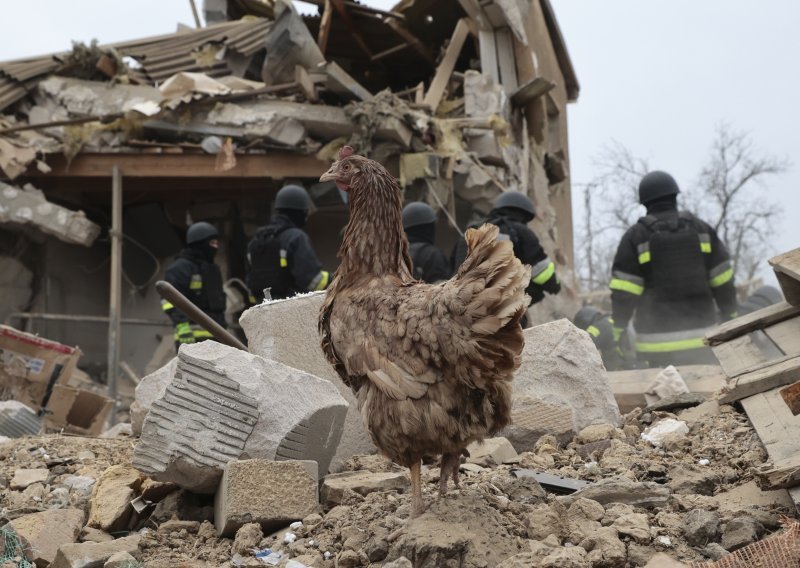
[246,184,331,302]
[162,221,226,348]
[609,171,738,367]
[402,202,451,284]
[452,191,561,326]
[573,305,627,371]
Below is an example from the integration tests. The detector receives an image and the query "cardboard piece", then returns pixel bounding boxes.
[0,325,82,384]
[44,385,113,436]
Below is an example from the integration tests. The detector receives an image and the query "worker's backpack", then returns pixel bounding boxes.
[637,211,712,303]
[246,224,294,301]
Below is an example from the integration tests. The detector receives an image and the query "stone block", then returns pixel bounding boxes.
[240,292,375,472]
[10,508,84,567]
[50,534,141,568]
[132,341,347,493]
[87,465,145,533]
[214,459,318,537]
[560,477,670,509]
[11,468,49,490]
[502,319,621,450]
[103,552,138,568]
[130,358,177,436]
[321,471,409,508]
[466,437,518,467]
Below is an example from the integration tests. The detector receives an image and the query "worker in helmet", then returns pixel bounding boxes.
[572,305,628,371]
[738,285,783,316]
[246,184,331,302]
[402,202,451,284]
[162,221,227,348]
[452,191,561,326]
[609,171,738,367]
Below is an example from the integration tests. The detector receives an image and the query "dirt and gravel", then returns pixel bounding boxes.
[0,398,795,568]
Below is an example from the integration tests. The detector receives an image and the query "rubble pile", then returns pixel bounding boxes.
[0,390,793,567]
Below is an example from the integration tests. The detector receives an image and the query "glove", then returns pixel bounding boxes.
[175,322,195,344]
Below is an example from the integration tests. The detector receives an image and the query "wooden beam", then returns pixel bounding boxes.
[478,29,499,84]
[743,387,800,490]
[371,43,411,62]
[457,0,490,29]
[330,0,373,58]
[423,18,471,110]
[384,19,436,66]
[720,355,800,404]
[495,27,518,92]
[317,0,333,55]
[26,153,330,179]
[325,62,373,101]
[511,77,556,107]
[705,301,800,346]
[711,330,783,379]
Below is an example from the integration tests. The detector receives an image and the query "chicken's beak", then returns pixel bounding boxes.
[319,164,337,183]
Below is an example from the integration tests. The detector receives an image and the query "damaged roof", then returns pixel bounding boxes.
[0,18,271,113]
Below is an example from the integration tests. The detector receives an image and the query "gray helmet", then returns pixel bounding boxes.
[494,192,535,217]
[275,184,311,211]
[573,305,603,331]
[638,171,680,205]
[186,221,218,245]
[402,202,436,229]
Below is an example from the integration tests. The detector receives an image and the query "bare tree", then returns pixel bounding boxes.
[576,125,787,293]
[693,123,788,282]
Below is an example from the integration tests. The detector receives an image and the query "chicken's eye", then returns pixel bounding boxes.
[343,164,351,171]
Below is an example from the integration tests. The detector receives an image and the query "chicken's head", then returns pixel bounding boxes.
[320,145,363,193]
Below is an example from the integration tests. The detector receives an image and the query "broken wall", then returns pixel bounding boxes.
[23,239,171,377]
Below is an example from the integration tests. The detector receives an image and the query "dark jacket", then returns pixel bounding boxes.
[452,211,560,305]
[610,208,737,355]
[409,240,451,284]
[246,214,330,302]
[162,247,227,341]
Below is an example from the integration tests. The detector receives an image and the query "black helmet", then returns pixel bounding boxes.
[638,171,680,205]
[573,305,603,331]
[275,184,311,211]
[494,192,535,217]
[740,285,783,315]
[402,202,436,229]
[186,221,218,245]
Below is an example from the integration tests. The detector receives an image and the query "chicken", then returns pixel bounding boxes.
[318,146,530,516]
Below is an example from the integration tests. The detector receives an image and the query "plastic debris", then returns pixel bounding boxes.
[289,521,303,530]
[698,458,710,466]
[657,535,672,547]
[283,531,297,544]
[641,418,689,447]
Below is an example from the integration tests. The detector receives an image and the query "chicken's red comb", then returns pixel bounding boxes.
[339,145,354,160]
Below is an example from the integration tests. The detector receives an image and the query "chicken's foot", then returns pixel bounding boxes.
[439,452,462,496]
[410,460,424,517]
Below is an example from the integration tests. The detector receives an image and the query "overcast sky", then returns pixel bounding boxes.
[1,0,796,279]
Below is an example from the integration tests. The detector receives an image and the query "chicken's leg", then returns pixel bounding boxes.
[410,460,424,517]
[439,452,461,496]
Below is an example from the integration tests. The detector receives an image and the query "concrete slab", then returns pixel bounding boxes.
[132,341,347,493]
[240,292,375,472]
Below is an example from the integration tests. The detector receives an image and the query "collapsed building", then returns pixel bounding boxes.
[0,0,579,389]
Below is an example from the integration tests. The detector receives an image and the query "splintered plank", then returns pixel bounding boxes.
[711,330,781,378]
[720,355,800,404]
[744,386,800,489]
[705,301,800,346]
[424,19,471,110]
[478,29,499,84]
[769,248,800,305]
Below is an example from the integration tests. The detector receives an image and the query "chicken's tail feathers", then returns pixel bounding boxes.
[451,223,530,381]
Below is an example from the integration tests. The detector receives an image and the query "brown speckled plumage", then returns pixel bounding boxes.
[318,146,530,514]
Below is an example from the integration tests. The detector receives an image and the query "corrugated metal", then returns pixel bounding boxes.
[0,18,271,113]
[0,404,42,438]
